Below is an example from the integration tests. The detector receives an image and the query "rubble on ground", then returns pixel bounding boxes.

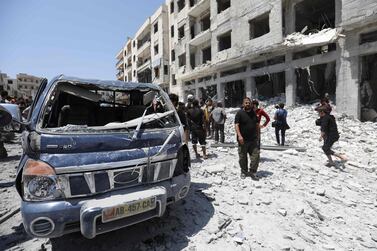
[0,102,377,250]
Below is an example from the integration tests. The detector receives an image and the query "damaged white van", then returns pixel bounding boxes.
[0,75,191,239]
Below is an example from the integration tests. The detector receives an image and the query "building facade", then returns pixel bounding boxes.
[0,72,41,99]
[117,0,377,121]
[116,6,171,92]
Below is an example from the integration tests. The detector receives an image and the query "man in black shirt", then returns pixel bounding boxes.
[169,94,189,144]
[187,99,207,159]
[235,97,259,180]
[318,107,347,167]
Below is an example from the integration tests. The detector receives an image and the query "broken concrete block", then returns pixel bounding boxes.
[204,164,226,174]
[316,189,326,196]
[278,209,287,217]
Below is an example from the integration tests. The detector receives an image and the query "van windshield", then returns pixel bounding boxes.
[39,82,178,133]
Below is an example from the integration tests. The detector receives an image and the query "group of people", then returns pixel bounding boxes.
[0,91,33,159]
[169,94,227,160]
[169,92,348,181]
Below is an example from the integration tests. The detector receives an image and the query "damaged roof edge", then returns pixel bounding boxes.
[54,75,160,91]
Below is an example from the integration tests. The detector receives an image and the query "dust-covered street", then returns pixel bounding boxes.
[1,102,377,251]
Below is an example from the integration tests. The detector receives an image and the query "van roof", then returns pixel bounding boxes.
[54,75,160,91]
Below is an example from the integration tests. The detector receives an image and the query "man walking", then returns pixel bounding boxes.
[317,106,347,167]
[187,99,207,159]
[211,101,226,143]
[274,103,288,146]
[235,97,259,180]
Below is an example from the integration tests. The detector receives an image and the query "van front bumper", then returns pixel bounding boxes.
[21,173,190,238]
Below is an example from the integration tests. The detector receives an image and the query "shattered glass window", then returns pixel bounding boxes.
[39,82,178,133]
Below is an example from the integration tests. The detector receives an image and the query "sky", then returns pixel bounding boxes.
[0,0,165,81]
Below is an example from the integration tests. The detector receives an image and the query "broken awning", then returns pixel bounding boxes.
[283,28,342,47]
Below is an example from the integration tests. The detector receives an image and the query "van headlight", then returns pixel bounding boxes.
[22,159,64,201]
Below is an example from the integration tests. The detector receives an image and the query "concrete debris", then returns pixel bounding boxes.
[2,103,377,250]
[284,28,340,47]
[204,164,226,174]
[316,189,326,196]
[278,209,287,217]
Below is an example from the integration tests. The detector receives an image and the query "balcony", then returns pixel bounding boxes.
[137,59,151,72]
[189,29,211,46]
[116,71,124,80]
[188,0,210,18]
[116,59,124,68]
[137,40,151,56]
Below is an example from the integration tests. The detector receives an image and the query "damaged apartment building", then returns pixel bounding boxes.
[116,0,377,121]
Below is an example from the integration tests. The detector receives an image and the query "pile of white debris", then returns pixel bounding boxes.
[1,102,377,251]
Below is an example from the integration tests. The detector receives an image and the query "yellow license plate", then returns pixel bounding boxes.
[102,197,156,223]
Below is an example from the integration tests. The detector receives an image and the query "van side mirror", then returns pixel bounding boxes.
[0,104,27,132]
[0,107,13,127]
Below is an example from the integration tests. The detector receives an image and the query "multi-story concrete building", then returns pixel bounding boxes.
[116,6,171,92]
[0,72,41,99]
[15,73,41,98]
[117,0,377,121]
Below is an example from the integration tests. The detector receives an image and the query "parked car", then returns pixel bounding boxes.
[0,75,191,239]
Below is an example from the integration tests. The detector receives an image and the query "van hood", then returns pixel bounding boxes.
[38,128,181,172]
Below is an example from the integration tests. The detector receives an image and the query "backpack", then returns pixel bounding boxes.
[212,108,224,124]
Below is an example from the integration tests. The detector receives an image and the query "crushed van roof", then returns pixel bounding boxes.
[56,75,160,91]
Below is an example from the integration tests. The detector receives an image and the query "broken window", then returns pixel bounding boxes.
[171,49,176,61]
[133,41,136,47]
[154,22,158,33]
[249,12,270,39]
[172,74,177,85]
[220,67,246,77]
[360,53,377,122]
[178,53,186,67]
[224,80,245,107]
[171,25,174,38]
[164,65,169,75]
[217,0,230,14]
[154,67,160,79]
[178,25,185,40]
[154,44,159,55]
[170,1,174,13]
[200,14,210,32]
[218,31,232,51]
[293,43,336,60]
[190,53,196,69]
[178,0,185,12]
[295,62,336,103]
[138,68,152,83]
[360,30,377,45]
[200,85,217,101]
[295,0,335,34]
[190,25,195,39]
[39,82,177,132]
[255,72,285,99]
[133,55,136,62]
[189,0,195,7]
[251,56,285,69]
[202,46,211,63]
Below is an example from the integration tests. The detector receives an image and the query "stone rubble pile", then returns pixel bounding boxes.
[0,102,377,250]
